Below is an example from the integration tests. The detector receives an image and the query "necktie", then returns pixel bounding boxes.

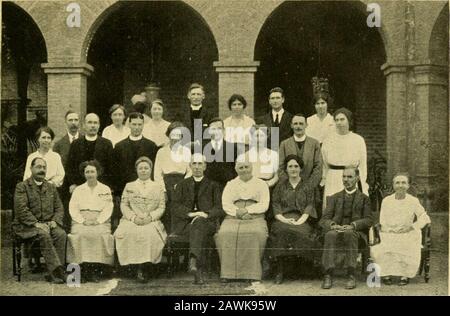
[274,114,280,127]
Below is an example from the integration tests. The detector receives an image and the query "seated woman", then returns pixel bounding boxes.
[215,161,270,283]
[370,173,431,286]
[269,155,319,284]
[114,157,167,283]
[67,160,114,283]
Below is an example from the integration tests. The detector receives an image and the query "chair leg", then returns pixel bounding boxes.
[12,241,17,277]
[424,250,431,283]
[16,243,22,282]
[166,242,173,278]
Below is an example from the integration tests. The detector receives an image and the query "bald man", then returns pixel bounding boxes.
[66,113,114,199]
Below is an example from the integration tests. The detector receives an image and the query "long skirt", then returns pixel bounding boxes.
[215,216,268,280]
[370,229,422,278]
[269,220,320,260]
[162,173,186,233]
[114,219,167,265]
[67,223,114,265]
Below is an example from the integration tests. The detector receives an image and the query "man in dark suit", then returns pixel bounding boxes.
[53,110,82,230]
[202,117,240,189]
[319,167,373,290]
[172,153,224,284]
[181,83,213,151]
[255,87,293,149]
[66,113,114,193]
[13,157,67,284]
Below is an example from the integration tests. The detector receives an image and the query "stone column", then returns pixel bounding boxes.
[214,61,260,119]
[41,63,94,137]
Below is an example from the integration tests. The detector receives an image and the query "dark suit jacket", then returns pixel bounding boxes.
[53,133,84,169]
[171,177,224,236]
[13,178,64,239]
[112,137,158,193]
[319,190,373,243]
[66,136,114,188]
[179,106,214,143]
[278,136,322,187]
[203,140,239,187]
[256,110,294,147]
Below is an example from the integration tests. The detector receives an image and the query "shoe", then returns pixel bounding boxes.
[398,277,409,286]
[194,270,205,285]
[382,277,393,286]
[275,272,283,285]
[137,266,148,283]
[345,275,356,290]
[45,268,65,284]
[321,274,332,289]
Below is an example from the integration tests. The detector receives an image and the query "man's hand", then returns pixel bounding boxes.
[236,208,247,219]
[69,185,77,194]
[341,224,354,231]
[48,221,58,229]
[35,222,49,233]
[196,212,208,219]
[332,224,344,232]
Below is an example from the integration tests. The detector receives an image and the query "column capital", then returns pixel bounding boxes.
[381,63,408,76]
[214,61,260,73]
[41,62,94,76]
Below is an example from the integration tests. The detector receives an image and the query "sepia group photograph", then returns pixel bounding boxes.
[0,0,448,300]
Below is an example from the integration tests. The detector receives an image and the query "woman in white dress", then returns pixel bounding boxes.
[305,93,335,145]
[102,104,130,148]
[223,94,255,146]
[67,160,114,283]
[321,107,368,206]
[370,173,431,286]
[23,127,65,187]
[114,157,167,283]
[142,99,171,148]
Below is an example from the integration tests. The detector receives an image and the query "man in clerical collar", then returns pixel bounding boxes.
[319,166,373,290]
[13,157,67,283]
[171,153,224,284]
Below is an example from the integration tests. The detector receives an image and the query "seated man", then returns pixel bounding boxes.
[370,173,431,286]
[13,157,67,284]
[171,154,224,284]
[319,166,373,290]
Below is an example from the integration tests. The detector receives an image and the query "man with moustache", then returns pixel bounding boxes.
[256,87,293,148]
[54,110,83,230]
[13,157,67,284]
[319,167,373,290]
[278,114,322,189]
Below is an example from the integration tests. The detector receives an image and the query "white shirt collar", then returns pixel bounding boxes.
[345,188,357,195]
[68,131,79,143]
[193,176,204,182]
[129,134,143,141]
[85,134,98,141]
[191,104,203,111]
[272,108,285,120]
[33,179,43,186]
[293,134,306,142]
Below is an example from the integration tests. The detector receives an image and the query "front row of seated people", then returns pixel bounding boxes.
[13,154,430,288]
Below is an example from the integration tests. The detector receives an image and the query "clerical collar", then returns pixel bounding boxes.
[129,134,143,141]
[190,104,202,111]
[33,179,43,186]
[85,134,98,142]
[193,176,204,182]
[345,188,357,195]
[293,134,306,142]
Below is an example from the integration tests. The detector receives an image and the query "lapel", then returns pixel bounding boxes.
[197,178,209,200]
[279,110,290,128]
[27,178,47,194]
[336,191,345,218]
[352,190,363,218]
[286,137,298,155]
[303,137,312,162]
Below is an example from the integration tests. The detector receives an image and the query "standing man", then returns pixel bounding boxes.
[171,154,224,284]
[54,110,83,230]
[319,167,373,290]
[256,87,293,148]
[13,157,67,284]
[66,113,114,194]
[203,118,239,189]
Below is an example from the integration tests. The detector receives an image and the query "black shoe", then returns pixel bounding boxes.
[398,277,409,286]
[321,274,332,289]
[382,277,393,286]
[137,266,148,283]
[31,263,46,274]
[194,270,205,285]
[345,275,356,290]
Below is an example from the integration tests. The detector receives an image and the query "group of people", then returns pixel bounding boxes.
[13,83,431,289]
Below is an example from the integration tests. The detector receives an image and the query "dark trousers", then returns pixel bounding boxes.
[58,185,71,232]
[189,217,216,268]
[36,226,67,273]
[321,229,359,273]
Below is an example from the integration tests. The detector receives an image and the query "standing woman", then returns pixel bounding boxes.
[223,94,255,146]
[67,160,114,283]
[306,93,335,145]
[102,104,130,148]
[321,107,368,205]
[142,99,171,148]
[114,157,167,283]
[23,127,65,187]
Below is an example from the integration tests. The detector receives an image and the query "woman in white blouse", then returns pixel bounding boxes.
[142,99,171,148]
[223,94,256,146]
[23,127,65,187]
[102,104,130,148]
[67,160,114,283]
[114,157,167,283]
